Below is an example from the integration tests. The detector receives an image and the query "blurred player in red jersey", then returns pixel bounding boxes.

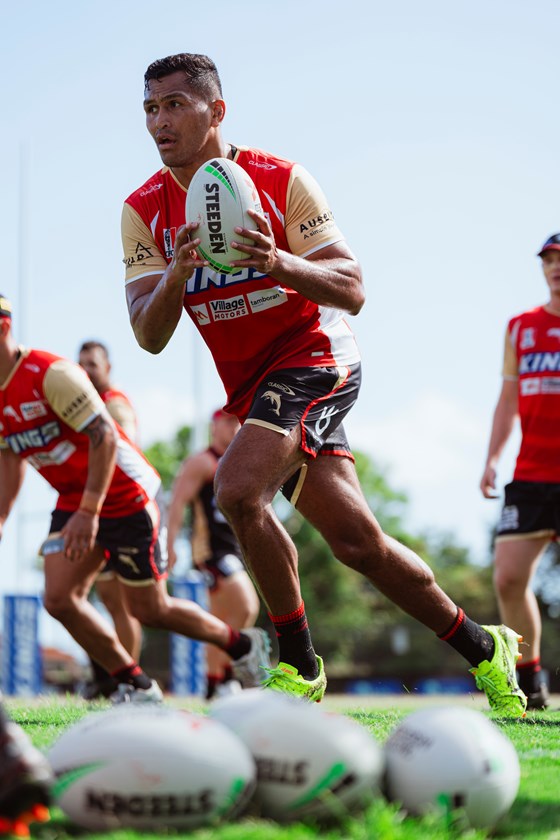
[78,340,143,699]
[122,53,526,715]
[480,233,560,710]
[167,408,260,698]
[0,296,270,703]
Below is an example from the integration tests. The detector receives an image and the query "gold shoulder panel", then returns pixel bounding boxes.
[43,360,105,432]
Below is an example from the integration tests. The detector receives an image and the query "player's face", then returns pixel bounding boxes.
[79,349,110,393]
[144,72,223,170]
[541,250,560,297]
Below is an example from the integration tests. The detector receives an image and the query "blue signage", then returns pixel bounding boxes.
[169,572,208,696]
[2,594,42,696]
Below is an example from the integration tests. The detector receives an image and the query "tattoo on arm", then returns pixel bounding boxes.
[84,414,111,448]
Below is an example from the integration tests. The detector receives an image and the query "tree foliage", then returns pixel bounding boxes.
[144,425,192,490]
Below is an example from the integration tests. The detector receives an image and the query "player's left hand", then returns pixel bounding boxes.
[61,510,99,561]
[229,210,279,275]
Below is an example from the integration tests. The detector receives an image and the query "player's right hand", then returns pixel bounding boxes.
[480,465,499,499]
[61,510,99,561]
[169,223,209,280]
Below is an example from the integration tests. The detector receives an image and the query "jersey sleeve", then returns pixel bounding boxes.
[105,396,137,441]
[502,324,519,380]
[284,164,345,258]
[43,360,105,432]
[122,203,168,285]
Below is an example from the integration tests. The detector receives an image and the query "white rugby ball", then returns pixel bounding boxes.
[48,706,256,831]
[383,706,520,829]
[210,689,383,822]
[185,157,262,273]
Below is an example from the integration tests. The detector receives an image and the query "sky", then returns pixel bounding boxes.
[1,0,559,641]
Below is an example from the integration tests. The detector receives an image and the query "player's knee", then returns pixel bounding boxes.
[493,566,524,599]
[43,592,77,622]
[333,524,386,575]
[215,480,260,523]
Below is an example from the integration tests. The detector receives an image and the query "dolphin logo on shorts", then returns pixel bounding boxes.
[262,390,282,415]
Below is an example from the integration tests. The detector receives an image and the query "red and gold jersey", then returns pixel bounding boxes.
[100,387,138,443]
[503,305,560,481]
[122,145,361,418]
[0,349,160,516]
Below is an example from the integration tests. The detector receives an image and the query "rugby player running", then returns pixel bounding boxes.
[122,52,526,715]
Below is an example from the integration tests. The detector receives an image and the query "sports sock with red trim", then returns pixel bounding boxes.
[224,629,251,660]
[111,663,152,690]
[517,658,544,694]
[437,608,495,667]
[269,601,318,680]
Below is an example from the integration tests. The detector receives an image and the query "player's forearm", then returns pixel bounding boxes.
[484,399,518,468]
[81,418,118,514]
[271,250,365,314]
[130,270,188,354]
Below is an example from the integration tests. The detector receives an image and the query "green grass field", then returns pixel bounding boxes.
[6,693,560,840]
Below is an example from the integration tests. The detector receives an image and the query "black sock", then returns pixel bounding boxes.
[225,629,251,660]
[269,601,318,680]
[111,663,152,690]
[517,659,543,694]
[90,657,112,683]
[438,608,494,668]
[206,675,221,700]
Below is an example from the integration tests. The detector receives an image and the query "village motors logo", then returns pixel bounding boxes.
[209,296,248,320]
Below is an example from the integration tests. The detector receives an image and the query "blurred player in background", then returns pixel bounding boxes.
[167,408,260,698]
[0,698,52,836]
[123,52,526,715]
[480,233,560,710]
[0,295,270,703]
[78,340,143,699]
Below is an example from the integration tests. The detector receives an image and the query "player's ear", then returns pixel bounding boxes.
[211,99,226,125]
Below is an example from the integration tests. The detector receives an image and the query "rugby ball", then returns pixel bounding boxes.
[210,689,383,822]
[383,706,520,829]
[48,706,256,831]
[185,157,262,273]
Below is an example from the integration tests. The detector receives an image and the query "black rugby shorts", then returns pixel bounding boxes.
[44,503,168,583]
[246,363,361,504]
[496,480,560,540]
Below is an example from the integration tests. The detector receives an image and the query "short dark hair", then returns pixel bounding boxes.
[79,340,109,359]
[144,53,222,100]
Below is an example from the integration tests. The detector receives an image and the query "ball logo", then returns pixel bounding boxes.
[204,183,226,255]
[85,790,215,818]
[255,758,309,786]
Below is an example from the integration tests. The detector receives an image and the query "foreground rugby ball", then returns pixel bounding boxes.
[384,707,520,829]
[185,157,262,273]
[210,689,383,822]
[48,706,255,831]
